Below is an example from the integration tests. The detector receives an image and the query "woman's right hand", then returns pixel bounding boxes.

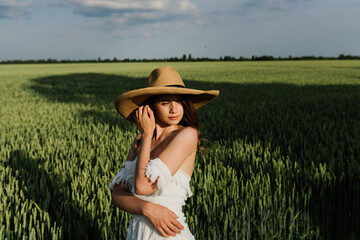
[135,105,155,136]
[142,202,184,238]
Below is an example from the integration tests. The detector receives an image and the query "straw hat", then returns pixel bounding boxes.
[115,66,219,121]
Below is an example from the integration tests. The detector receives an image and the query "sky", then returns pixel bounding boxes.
[1,0,359,60]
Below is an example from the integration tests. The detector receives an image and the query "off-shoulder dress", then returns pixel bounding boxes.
[109,157,195,240]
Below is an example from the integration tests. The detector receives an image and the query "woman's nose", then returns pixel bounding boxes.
[169,102,178,113]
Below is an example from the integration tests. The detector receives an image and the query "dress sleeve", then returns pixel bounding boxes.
[109,160,137,191]
[109,168,127,190]
[145,158,172,191]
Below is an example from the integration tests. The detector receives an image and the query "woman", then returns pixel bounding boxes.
[109,66,219,239]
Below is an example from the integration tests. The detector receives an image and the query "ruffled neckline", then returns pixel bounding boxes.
[127,157,192,180]
[110,157,193,198]
[176,169,191,179]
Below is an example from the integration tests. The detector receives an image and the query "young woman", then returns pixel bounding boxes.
[109,66,219,239]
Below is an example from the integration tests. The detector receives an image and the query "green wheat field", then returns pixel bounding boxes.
[1,61,359,239]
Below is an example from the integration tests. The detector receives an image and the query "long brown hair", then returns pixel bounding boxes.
[144,94,205,152]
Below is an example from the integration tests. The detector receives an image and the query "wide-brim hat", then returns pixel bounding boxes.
[115,66,219,121]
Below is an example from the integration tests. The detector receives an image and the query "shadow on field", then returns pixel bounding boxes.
[30,73,141,131]
[6,150,102,239]
[30,73,360,240]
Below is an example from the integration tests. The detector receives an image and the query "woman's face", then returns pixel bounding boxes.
[153,95,184,126]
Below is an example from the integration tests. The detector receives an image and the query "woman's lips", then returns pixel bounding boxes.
[169,116,178,120]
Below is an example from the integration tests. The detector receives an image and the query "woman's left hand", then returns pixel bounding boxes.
[136,105,155,136]
[143,202,184,237]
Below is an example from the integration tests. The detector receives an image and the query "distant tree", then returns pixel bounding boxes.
[188,54,192,60]
[223,56,235,61]
[182,54,187,61]
[239,56,247,61]
[47,58,57,63]
[338,54,359,60]
[256,55,274,61]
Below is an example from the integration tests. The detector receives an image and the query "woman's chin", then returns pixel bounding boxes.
[156,120,181,127]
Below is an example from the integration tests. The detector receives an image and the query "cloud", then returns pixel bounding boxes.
[62,0,198,36]
[196,0,317,27]
[243,0,314,11]
[0,0,31,18]
[73,0,168,11]
[99,15,191,39]
[65,0,197,18]
[66,0,168,17]
[243,0,289,10]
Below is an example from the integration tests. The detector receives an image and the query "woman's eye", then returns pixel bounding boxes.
[161,102,169,105]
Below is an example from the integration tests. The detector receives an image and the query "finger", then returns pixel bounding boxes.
[168,222,182,234]
[168,210,178,219]
[143,105,149,117]
[136,109,142,126]
[162,225,176,237]
[156,227,169,238]
[138,106,143,116]
[138,107,144,120]
[171,219,184,231]
[148,107,154,120]
[135,109,139,121]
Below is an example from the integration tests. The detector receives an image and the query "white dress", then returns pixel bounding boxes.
[109,157,195,240]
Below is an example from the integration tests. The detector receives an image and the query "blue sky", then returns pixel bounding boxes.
[1,0,359,60]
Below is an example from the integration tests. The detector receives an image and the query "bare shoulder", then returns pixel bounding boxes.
[173,126,198,144]
[158,126,198,175]
[178,126,198,137]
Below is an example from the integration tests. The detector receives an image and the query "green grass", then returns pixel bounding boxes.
[1,61,360,239]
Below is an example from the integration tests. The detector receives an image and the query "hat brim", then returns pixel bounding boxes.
[115,86,219,121]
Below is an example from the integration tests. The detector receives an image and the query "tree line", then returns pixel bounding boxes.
[1,54,359,64]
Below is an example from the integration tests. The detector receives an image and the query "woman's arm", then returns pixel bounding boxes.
[112,183,184,237]
[134,105,156,194]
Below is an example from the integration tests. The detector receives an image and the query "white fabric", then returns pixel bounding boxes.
[109,157,195,240]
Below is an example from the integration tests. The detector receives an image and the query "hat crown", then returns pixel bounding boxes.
[148,66,185,87]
